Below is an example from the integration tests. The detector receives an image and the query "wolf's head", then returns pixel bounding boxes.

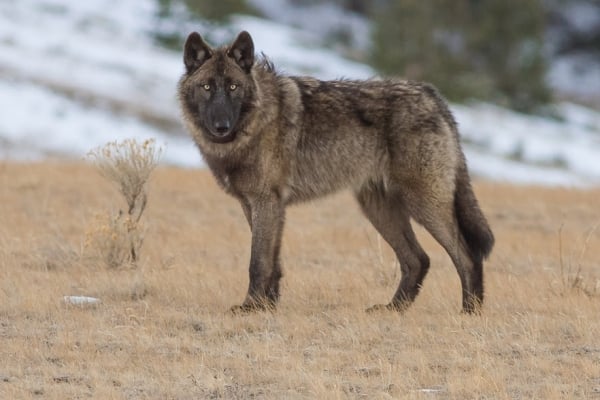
[179,31,256,144]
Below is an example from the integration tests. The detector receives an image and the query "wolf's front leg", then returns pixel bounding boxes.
[232,192,285,313]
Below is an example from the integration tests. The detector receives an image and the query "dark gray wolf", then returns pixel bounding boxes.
[178,31,494,314]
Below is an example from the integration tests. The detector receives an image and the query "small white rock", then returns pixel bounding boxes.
[63,296,102,306]
[417,386,445,394]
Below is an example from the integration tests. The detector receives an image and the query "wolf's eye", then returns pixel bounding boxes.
[229,84,238,91]
[203,84,211,91]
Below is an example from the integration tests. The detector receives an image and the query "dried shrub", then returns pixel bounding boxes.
[86,139,162,267]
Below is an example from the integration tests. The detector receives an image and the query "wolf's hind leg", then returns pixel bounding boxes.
[406,192,483,314]
[356,186,430,312]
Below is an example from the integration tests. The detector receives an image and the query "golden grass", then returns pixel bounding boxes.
[1,161,599,399]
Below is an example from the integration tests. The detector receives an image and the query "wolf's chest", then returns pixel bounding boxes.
[210,161,260,199]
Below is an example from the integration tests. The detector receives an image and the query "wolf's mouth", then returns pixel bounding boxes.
[205,129,237,144]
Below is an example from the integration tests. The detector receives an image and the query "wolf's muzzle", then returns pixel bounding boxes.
[206,122,237,143]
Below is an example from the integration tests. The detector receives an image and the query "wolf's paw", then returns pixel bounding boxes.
[229,300,275,315]
[365,302,407,313]
[460,305,483,316]
[365,304,391,313]
[461,296,483,315]
[229,304,254,315]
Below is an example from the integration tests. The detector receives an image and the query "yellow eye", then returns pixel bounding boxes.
[203,84,211,91]
[229,84,237,91]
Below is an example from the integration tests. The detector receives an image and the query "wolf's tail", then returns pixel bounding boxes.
[454,158,494,262]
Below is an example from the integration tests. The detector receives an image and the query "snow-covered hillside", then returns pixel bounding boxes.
[1,0,599,186]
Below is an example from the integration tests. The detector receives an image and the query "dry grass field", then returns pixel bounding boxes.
[1,161,599,399]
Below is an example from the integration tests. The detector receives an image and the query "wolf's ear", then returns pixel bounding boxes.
[227,31,254,73]
[183,32,212,74]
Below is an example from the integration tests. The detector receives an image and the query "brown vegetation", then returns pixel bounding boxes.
[1,162,599,398]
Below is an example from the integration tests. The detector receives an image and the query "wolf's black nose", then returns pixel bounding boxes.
[214,121,231,134]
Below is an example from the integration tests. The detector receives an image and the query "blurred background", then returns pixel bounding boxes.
[0,0,599,185]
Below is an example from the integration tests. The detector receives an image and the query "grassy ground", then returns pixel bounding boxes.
[1,161,599,399]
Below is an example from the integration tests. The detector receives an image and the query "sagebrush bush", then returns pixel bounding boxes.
[84,211,144,268]
[86,139,162,267]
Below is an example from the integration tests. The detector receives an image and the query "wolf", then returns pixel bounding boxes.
[178,31,494,314]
